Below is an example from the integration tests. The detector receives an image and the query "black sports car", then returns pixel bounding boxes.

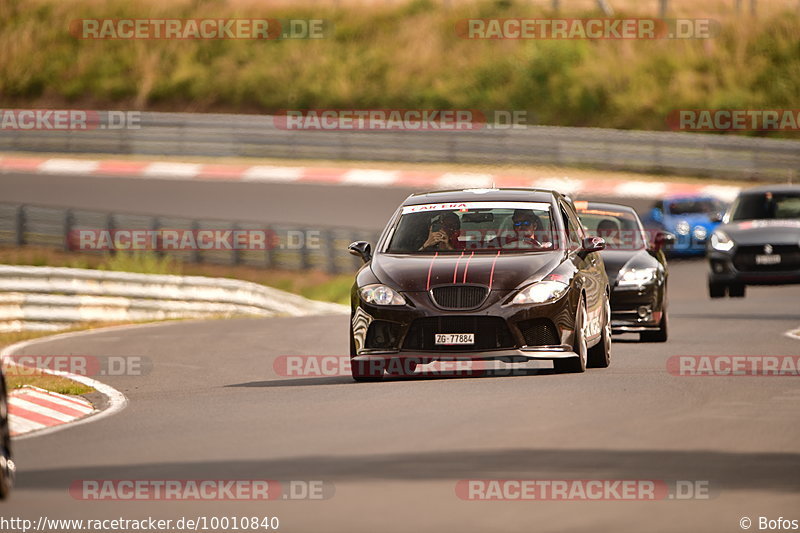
[576,201,673,342]
[347,188,612,381]
[708,185,800,298]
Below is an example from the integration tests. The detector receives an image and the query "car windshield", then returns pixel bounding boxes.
[666,198,725,216]
[385,201,557,253]
[576,207,646,250]
[729,191,800,221]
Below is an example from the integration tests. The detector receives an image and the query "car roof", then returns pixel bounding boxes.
[402,188,558,206]
[739,184,800,195]
[575,201,637,214]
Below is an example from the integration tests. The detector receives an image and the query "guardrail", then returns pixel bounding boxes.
[0,203,379,274]
[1,112,798,180]
[0,265,347,332]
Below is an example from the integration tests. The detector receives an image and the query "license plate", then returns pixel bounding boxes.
[435,333,474,345]
[755,254,781,265]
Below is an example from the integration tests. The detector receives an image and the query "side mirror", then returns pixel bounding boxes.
[653,231,676,251]
[348,241,372,263]
[581,236,606,254]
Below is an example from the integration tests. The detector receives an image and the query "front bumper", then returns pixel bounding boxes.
[609,283,663,333]
[351,288,578,361]
[708,248,800,286]
[353,345,578,364]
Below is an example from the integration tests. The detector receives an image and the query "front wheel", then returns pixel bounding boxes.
[640,311,668,343]
[587,293,611,368]
[555,296,587,374]
[728,283,746,298]
[709,281,726,298]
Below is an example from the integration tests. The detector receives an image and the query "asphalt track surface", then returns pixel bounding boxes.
[0,171,654,228]
[4,172,800,532]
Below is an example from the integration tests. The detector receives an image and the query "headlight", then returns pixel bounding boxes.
[693,226,707,240]
[710,231,734,252]
[675,220,691,236]
[618,267,657,287]
[511,281,568,305]
[360,284,406,306]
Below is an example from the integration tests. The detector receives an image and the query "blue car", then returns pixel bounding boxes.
[643,196,727,256]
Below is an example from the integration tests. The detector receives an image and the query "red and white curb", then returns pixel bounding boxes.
[8,386,95,437]
[1,325,133,440]
[0,156,742,201]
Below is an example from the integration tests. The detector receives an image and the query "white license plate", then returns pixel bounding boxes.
[435,333,474,345]
[755,254,781,265]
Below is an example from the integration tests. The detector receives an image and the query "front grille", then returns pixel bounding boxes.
[733,245,800,272]
[365,321,402,350]
[517,318,560,346]
[431,285,488,309]
[402,316,515,351]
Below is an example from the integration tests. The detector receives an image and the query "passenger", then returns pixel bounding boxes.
[419,212,463,251]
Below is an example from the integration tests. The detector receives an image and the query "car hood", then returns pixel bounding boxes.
[719,220,800,246]
[600,249,658,285]
[371,252,564,292]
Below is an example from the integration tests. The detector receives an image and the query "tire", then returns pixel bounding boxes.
[350,335,385,382]
[555,296,588,374]
[0,377,13,500]
[587,293,611,368]
[728,283,746,298]
[708,281,726,298]
[640,311,668,343]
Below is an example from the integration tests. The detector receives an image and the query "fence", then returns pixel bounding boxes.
[0,203,380,274]
[0,265,347,332]
[1,112,798,181]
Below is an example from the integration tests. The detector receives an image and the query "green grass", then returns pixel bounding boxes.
[299,276,353,306]
[0,327,103,394]
[1,0,798,137]
[100,251,180,275]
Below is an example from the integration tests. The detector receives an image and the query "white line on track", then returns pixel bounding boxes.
[784,327,800,341]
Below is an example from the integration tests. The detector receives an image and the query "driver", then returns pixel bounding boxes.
[596,219,620,246]
[420,212,462,251]
[501,209,550,249]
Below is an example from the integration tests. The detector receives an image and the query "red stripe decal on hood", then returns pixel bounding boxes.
[453,252,465,283]
[488,250,500,289]
[462,252,475,283]
[426,252,438,291]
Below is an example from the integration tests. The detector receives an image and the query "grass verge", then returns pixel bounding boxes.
[1,0,798,138]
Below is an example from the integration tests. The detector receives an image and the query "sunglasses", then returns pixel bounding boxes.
[513,220,535,228]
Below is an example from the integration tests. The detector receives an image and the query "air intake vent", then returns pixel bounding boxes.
[431,285,488,309]
[517,318,560,346]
